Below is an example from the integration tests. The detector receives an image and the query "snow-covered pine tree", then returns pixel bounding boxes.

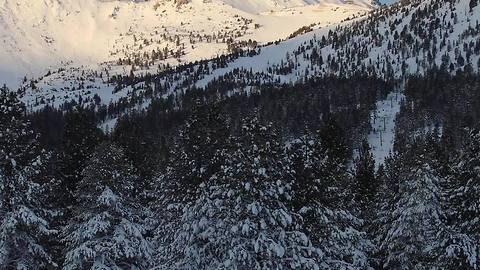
[150,103,230,260]
[317,116,350,167]
[155,117,320,269]
[57,107,103,200]
[0,87,41,173]
[159,102,229,205]
[112,114,169,183]
[381,156,448,269]
[353,140,377,215]
[443,130,480,269]
[0,157,57,270]
[288,131,347,209]
[372,149,409,268]
[287,133,371,269]
[373,128,427,261]
[0,87,56,269]
[63,142,152,270]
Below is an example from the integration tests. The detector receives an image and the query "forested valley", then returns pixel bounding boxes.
[1,67,480,269]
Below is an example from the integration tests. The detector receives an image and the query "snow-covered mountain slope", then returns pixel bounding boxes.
[189,0,480,86]
[148,0,479,98]
[17,0,480,118]
[0,0,372,87]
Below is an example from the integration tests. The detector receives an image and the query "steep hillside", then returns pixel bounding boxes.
[189,0,480,86]
[145,0,479,101]
[0,0,371,87]
[20,0,478,118]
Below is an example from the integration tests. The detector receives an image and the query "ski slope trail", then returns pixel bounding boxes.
[368,91,404,168]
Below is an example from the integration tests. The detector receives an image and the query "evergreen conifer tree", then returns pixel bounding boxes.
[443,130,480,268]
[58,107,103,199]
[0,88,56,269]
[287,133,371,269]
[63,143,152,270]
[381,156,448,269]
[470,0,478,11]
[354,140,377,213]
[155,117,320,269]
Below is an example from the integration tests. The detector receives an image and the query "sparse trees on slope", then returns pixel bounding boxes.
[63,142,152,270]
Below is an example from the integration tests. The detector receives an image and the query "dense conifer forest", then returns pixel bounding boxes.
[1,0,480,269]
[1,67,480,268]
